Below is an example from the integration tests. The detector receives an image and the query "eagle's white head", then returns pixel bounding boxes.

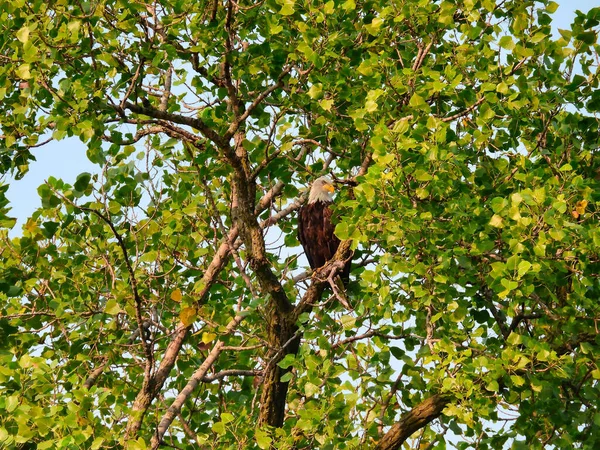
[308,176,335,204]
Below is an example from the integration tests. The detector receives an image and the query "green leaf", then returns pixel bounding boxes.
[74,172,92,192]
[278,354,295,369]
[212,422,226,435]
[486,380,499,392]
[409,93,426,107]
[307,84,323,99]
[255,429,272,449]
[500,278,519,292]
[334,222,349,239]
[42,221,59,238]
[490,197,508,213]
[342,0,356,11]
[304,382,320,397]
[510,375,525,387]
[506,255,519,271]
[546,1,559,13]
[575,31,597,44]
[319,98,333,111]
[139,251,158,263]
[340,315,356,330]
[559,163,572,172]
[517,260,531,278]
[6,395,19,412]
[549,229,565,241]
[499,36,514,50]
[105,299,122,315]
[221,412,234,424]
[413,169,433,181]
[507,332,522,345]
[90,438,104,449]
[356,183,375,201]
[279,0,295,16]
[280,372,293,382]
[580,342,594,355]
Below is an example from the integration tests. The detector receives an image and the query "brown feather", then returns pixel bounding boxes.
[298,200,350,283]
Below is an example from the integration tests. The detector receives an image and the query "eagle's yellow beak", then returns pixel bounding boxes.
[324,183,335,193]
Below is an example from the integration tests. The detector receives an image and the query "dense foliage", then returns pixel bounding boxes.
[1,0,599,448]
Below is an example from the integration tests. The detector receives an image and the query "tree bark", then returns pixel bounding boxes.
[257,241,353,427]
[375,394,451,450]
[258,315,302,428]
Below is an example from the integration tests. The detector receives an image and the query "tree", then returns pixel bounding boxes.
[0,0,599,448]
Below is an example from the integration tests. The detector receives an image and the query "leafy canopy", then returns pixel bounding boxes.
[0,0,599,449]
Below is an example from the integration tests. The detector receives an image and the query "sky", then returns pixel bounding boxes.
[3,0,599,233]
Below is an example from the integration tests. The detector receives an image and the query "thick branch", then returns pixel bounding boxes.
[126,181,288,438]
[150,310,248,449]
[375,394,452,450]
[257,238,353,427]
[83,357,109,389]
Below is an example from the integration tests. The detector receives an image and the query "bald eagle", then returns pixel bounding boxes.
[298,177,351,284]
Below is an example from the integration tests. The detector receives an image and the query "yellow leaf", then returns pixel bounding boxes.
[16,26,30,43]
[105,299,122,315]
[489,214,503,228]
[67,20,81,34]
[575,200,588,215]
[202,332,217,344]
[279,0,295,16]
[170,288,182,302]
[319,98,333,111]
[365,99,378,112]
[180,307,197,326]
[307,84,322,99]
[24,219,40,234]
[16,64,31,80]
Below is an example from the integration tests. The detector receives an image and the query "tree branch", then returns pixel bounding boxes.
[125,181,288,438]
[150,309,248,449]
[55,194,153,371]
[83,357,109,389]
[375,394,452,450]
[224,66,292,140]
[122,101,229,149]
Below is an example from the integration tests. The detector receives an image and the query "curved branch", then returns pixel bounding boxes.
[121,101,228,149]
[83,357,109,389]
[375,394,452,450]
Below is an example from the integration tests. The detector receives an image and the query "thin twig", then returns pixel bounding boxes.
[53,189,154,369]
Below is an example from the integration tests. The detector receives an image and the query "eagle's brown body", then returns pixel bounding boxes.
[297,178,351,283]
